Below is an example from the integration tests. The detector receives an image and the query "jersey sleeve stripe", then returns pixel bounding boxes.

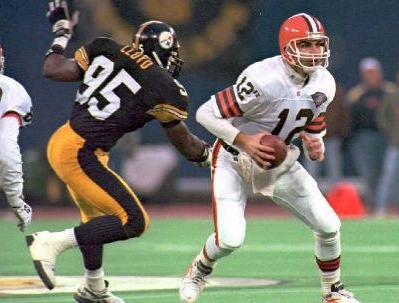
[147,103,188,123]
[215,87,243,118]
[304,113,326,133]
[225,87,243,116]
[1,112,22,125]
[74,47,90,71]
[215,91,230,118]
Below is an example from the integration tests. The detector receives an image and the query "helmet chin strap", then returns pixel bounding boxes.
[151,50,181,78]
[301,65,319,74]
[151,51,165,68]
[284,61,308,84]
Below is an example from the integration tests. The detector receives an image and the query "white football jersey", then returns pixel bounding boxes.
[212,55,336,143]
[0,74,33,127]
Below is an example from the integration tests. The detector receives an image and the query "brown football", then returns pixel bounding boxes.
[259,134,288,169]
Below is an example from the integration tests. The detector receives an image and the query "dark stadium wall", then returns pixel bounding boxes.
[1,0,398,178]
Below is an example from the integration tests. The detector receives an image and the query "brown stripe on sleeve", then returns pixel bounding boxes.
[305,113,326,133]
[2,112,22,125]
[215,91,230,118]
[225,87,243,117]
[215,87,243,118]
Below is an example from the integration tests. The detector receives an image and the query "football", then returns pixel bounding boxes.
[259,134,288,169]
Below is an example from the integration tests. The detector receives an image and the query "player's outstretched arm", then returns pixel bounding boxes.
[164,122,212,167]
[43,0,80,81]
[0,117,32,232]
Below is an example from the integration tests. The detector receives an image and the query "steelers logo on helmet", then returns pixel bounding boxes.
[158,31,174,49]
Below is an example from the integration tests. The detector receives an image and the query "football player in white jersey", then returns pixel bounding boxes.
[179,13,361,303]
[0,43,33,232]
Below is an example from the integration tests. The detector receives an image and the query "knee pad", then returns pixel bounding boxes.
[203,233,238,261]
[210,241,239,260]
[218,236,243,251]
[215,203,246,250]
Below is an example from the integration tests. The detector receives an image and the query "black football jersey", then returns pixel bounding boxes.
[70,37,189,151]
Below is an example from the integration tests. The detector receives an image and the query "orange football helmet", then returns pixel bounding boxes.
[279,13,330,73]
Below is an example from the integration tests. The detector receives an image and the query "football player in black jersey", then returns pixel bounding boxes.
[25,1,211,302]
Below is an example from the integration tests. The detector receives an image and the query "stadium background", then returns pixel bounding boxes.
[0,2,398,302]
[1,0,399,204]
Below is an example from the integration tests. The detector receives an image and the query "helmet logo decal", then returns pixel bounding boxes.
[159,31,174,49]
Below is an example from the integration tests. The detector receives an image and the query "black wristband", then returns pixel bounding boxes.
[51,45,65,54]
[190,143,210,163]
[45,45,65,57]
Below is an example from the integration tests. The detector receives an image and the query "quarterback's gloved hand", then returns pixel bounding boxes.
[46,0,79,49]
[195,144,212,167]
[10,197,32,232]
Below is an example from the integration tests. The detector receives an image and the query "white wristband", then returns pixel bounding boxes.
[52,36,70,49]
[7,195,24,208]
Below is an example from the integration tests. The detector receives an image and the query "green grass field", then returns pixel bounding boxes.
[0,216,398,302]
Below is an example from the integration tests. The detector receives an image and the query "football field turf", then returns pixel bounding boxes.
[0,216,398,302]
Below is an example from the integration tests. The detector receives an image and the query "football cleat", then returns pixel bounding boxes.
[25,231,61,290]
[74,280,125,303]
[322,281,362,303]
[179,257,212,303]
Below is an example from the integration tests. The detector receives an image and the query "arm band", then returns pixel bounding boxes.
[45,45,65,57]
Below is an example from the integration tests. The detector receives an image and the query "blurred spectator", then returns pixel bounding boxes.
[23,148,72,207]
[121,143,179,204]
[109,131,141,174]
[374,64,399,216]
[345,57,397,209]
[112,131,180,204]
[302,85,349,182]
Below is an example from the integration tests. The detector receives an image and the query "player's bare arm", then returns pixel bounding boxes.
[164,121,210,164]
[43,54,80,81]
[234,132,275,167]
[44,0,80,81]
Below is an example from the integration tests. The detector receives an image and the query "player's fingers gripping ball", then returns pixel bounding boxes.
[259,134,287,168]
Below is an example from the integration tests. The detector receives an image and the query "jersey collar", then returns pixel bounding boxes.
[284,61,309,85]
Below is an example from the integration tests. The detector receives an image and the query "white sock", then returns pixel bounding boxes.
[314,231,341,295]
[198,233,234,268]
[320,269,340,295]
[51,228,78,253]
[84,267,105,292]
